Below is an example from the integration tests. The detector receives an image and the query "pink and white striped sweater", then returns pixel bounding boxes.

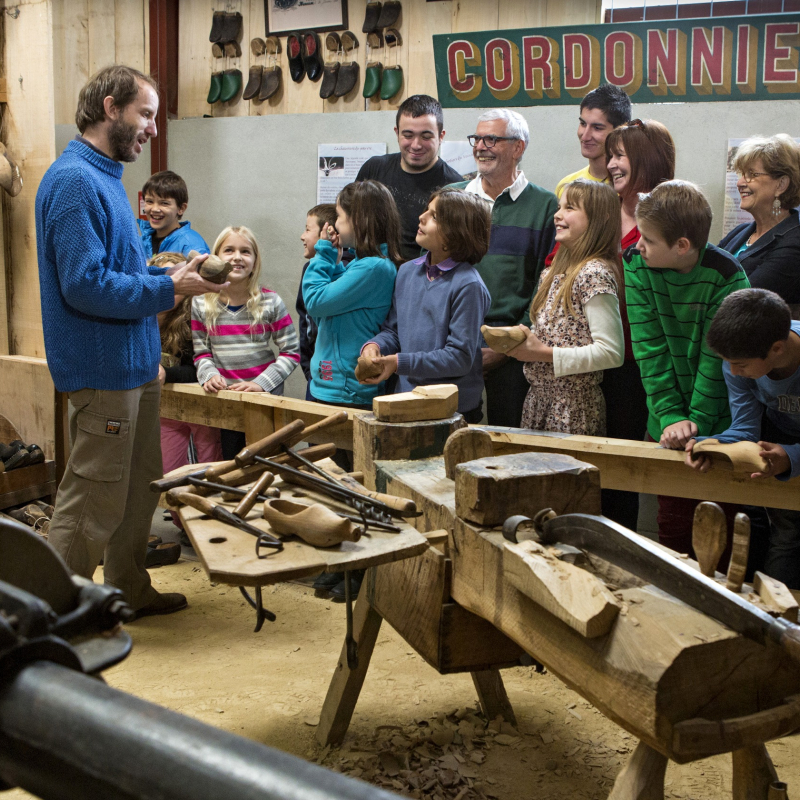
[191,288,300,394]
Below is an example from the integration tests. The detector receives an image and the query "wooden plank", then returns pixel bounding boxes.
[176,475,429,586]
[499,0,546,29]
[88,0,116,74]
[177,0,216,119]
[52,0,90,126]
[406,0,451,100]
[115,0,147,72]
[316,591,384,746]
[483,427,800,512]
[754,572,799,623]
[0,462,57,511]
[0,356,63,462]
[455,451,602,526]
[324,0,367,115]
[545,0,601,25]
[4,0,56,357]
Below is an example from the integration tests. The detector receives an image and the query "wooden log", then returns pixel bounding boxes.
[373,384,458,423]
[693,438,769,474]
[354,412,466,491]
[692,501,727,577]
[443,427,493,480]
[503,539,621,638]
[754,572,799,623]
[454,452,601,526]
[480,324,526,354]
[262,499,362,546]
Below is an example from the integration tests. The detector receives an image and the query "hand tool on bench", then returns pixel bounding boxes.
[255,457,417,519]
[726,512,751,593]
[166,488,283,557]
[231,419,307,470]
[216,443,337,487]
[184,478,400,532]
[503,511,800,665]
[233,471,275,519]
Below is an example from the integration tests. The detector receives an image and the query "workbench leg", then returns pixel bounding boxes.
[731,744,778,800]
[316,592,383,747]
[608,741,667,800]
[470,669,516,727]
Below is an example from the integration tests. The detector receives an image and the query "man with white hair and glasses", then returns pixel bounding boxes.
[450,109,558,428]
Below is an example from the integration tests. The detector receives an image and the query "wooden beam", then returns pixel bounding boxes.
[3,0,57,357]
[482,427,800,512]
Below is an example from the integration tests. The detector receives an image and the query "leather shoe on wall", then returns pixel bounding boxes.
[287,32,304,82]
[302,30,323,81]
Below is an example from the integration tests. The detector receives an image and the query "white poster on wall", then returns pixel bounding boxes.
[723,137,800,237]
[317,143,387,204]
[441,141,477,180]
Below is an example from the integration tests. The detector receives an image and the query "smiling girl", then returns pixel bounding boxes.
[507,179,624,435]
[192,226,299,455]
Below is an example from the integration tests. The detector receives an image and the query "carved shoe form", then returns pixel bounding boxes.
[287,32,304,82]
[320,62,340,99]
[262,499,362,547]
[251,37,266,57]
[190,251,233,284]
[376,0,402,29]
[363,62,382,98]
[220,68,242,102]
[265,35,282,56]
[224,40,242,58]
[259,66,282,101]
[380,65,403,100]
[481,324,526,353]
[211,42,225,59]
[325,31,341,52]
[334,62,359,97]
[207,72,223,104]
[221,11,243,44]
[302,30,323,81]
[243,65,263,100]
[209,10,225,42]
[362,1,382,33]
[0,143,22,197]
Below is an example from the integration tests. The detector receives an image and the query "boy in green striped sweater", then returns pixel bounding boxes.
[625,180,749,553]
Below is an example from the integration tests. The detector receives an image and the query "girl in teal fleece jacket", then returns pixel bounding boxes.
[303,180,402,406]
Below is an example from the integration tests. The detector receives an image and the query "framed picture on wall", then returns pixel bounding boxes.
[265,0,348,35]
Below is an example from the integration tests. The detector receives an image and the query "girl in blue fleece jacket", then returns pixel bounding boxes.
[302,180,402,407]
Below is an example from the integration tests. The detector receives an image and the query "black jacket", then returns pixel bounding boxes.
[718,209,800,307]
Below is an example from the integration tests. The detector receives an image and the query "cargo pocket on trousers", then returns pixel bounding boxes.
[71,410,131,482]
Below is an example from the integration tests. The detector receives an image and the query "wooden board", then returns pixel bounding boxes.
[160,384,354,450]
[373,385,459,423]
[0,461,57,511]
[483,427,800,512]
[176,476,428,586]
[693,439,769,474]
[455,452,602,526]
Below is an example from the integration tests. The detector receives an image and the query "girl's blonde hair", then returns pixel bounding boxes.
[531,179,622,319]
[203,226,265,334]
[150,251,191,357]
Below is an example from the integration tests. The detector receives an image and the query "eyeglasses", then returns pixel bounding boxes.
[736,170,772,183]
[467,135,518,148]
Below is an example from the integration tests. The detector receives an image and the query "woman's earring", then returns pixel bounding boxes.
[773,197,782,216]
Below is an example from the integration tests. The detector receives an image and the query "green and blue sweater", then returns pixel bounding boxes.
[624,243,750,441]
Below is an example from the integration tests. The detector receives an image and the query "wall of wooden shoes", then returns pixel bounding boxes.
[49,0,601,125]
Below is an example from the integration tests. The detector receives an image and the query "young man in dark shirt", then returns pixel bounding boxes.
[356,94,463,262]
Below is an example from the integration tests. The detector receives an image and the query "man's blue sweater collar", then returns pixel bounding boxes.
[67,138,124,180]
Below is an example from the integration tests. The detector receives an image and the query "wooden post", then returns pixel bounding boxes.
[731,744,779,800]
[316,591,384,747]
[2,0,57,357]
[471,669,517,726]
[608,741,668,800]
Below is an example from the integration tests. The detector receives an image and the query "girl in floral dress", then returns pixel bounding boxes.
[508,179,624,434]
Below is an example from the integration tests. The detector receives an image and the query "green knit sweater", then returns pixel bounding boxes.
[624,243,750,441]
[449,180,557,327]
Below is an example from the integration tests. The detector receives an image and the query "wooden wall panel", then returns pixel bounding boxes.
[178,0,602,117]
[4,0,56,357]
[114,0,147,73]
[88,0,116,74]
[52,0,90,127]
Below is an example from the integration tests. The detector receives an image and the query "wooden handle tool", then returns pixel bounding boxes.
[203,458,242,481]
[233,471,275,519]
[313,464,417,515]
[235,419,306,467]
[285,410,349,447]
[726,512,750,592]
[150,462,227,493]
[218,443,337,486]
[692,501,728,578]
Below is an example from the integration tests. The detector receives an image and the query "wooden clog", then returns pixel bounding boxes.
[355,355,383,382]
[481,324,526,354]
[693,439,769,473]
[188,250,233,284]
[373,384,458,422]
[262,498,362,547]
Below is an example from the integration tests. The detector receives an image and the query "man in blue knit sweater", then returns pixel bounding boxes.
[36,66,224,619]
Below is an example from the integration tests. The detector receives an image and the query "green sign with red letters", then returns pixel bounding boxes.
[433,14,800,107]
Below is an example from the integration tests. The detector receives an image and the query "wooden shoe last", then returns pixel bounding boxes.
[262,499,362,547]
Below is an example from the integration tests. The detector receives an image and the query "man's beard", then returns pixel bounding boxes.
[108,117,140,163]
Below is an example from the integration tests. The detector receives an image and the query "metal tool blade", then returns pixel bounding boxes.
[540,513,799,655]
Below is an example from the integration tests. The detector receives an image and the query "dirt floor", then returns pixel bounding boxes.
[6,513,800,800]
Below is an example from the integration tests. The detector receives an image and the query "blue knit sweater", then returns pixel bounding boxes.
[138,219,210,260]
[36,140,175,392]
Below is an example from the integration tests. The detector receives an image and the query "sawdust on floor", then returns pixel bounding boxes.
[5,558,799,800]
